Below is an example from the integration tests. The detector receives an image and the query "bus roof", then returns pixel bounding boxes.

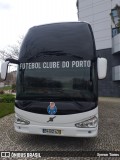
[19,22,96,61]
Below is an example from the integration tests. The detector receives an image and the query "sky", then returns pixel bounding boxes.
[0,0,77,49]
[0,0,78,71]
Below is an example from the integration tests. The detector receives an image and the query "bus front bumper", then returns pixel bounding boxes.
[14,123,98,137]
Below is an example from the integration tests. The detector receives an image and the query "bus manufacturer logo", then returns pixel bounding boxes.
[47,116,56,122]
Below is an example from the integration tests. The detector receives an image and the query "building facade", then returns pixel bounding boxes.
[77,0,120,97]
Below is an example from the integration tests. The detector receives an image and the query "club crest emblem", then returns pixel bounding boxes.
[47,102,57,115]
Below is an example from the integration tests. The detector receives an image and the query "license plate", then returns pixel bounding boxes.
[43,129,61,135]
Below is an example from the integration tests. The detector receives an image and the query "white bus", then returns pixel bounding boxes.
[1,22,107,137]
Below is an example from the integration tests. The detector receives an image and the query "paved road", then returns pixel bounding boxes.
[0,98,120,160]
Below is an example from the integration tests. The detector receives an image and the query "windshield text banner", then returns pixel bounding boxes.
[19,61,91,70]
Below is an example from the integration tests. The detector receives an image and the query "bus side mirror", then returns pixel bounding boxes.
[97,58,107,79]
[1,61,9,80]
[1,59,19,80]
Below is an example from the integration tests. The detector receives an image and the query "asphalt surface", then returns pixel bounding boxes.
[0,97,120,160]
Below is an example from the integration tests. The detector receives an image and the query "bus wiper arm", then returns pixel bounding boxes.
[74,101,85,107]
[69,98,85,107]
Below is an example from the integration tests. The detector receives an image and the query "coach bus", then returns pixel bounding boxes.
[1,22,107,137]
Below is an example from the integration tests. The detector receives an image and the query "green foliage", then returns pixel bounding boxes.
[0,103,14,118]
[0,94,15,103]
[0,86,12,91]
[12,84,16,91]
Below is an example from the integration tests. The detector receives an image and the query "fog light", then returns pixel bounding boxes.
[75,116,98,128]
[15,115,30,125]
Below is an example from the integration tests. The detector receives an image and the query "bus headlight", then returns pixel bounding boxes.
[75,116,98,128]
[15,115,30,125]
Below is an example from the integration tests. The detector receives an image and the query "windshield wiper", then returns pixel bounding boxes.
[68,97,84,107]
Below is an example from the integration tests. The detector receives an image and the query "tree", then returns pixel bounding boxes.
[0,36,23,60]
[0,71,17,85]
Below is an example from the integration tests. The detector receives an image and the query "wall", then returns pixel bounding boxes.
[97,49,120,97]
[77,0,120,97]
[78,0,112,50]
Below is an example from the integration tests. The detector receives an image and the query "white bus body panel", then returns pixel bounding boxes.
[14,106,98,137]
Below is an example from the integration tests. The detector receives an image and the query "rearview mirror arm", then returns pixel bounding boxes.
[5,58,20,64]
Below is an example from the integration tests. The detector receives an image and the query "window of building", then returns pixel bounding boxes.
[112,27,120,37]
[111,5,120,37]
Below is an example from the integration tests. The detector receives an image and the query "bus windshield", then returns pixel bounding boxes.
[16,60,97,101]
